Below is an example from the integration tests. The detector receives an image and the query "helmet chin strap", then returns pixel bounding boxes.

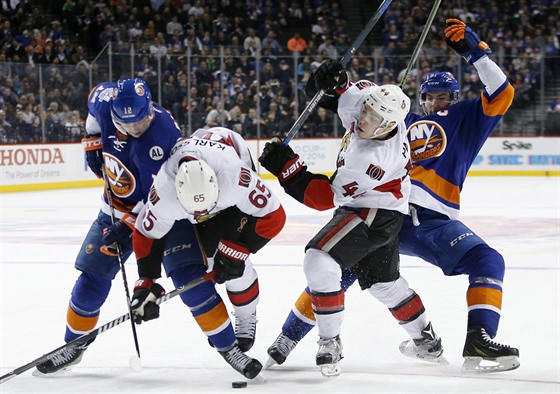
[367,120,397,139]
[357,117,397,139]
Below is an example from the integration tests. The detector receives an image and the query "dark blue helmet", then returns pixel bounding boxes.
[420,72,460,102]
[419,72,460,114]
[110,78,153,136]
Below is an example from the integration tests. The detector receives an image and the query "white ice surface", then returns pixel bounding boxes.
[1,177,559,393]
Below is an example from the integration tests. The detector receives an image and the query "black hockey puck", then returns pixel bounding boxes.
[232,381,247,388]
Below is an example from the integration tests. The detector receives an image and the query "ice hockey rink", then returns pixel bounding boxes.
[1,177,559,393]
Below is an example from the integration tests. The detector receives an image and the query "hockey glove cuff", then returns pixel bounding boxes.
[259,136,306,182]
[102,212,138,246]
[213,240,250,284]
[82,134,103,179]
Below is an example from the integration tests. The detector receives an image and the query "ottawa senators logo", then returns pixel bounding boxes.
[148,185,160,205]
[365,164,385,180]
[238,168,251,187]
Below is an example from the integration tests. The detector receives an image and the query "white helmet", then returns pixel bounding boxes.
[359,84,411,138]
[175,160,219,214]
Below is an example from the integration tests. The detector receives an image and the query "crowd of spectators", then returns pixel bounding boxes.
[1,0,559,143]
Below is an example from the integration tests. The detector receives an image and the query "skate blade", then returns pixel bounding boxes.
[250,373,266,384]
[320,362,341,377]
[419,354,449,365]
[462,356,520,373]
[400,348,449,365]
[263,357,277,369]
[32,364,76,377]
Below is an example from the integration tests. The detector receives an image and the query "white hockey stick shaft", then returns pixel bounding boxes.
[0,272,215,384]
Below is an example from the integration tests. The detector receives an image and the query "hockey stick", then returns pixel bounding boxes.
[282,0,393,145]
[101,165,142,364]
[0,272,215,384]
[399,0,442,89]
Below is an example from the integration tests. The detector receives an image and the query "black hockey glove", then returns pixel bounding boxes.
[130,278,165,324]
[258,136,306,183]
[102,212,137,246]
[82,134,103,179]
[313,59,348,91]
[445,18,491,64]
[212,240,250,284]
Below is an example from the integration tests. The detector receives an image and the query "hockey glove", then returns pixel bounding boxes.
[313,59,348,91]
[102,212,137,246]
[445,18,491,64]
[131,278,165,324]
[258,136,306,183]
[213,240,250,284]
[82,134,103,179]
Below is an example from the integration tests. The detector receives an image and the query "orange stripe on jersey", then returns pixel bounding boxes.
[389,293,425,323]
[466,286,503,310]
[481,83,515,117]
[410,166,461,206]
[67,306,99,332]
[194,302,230,332]
[295,290,316,321]
[303,178,335,211]
[227,279,259,307]
[104,190,136,213]
[310,290,345,315]
[255,206,286,240]
[87,86,97,101]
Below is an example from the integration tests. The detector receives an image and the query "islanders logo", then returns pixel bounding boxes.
[103,154,136,198]
[407,120,446,163]
[134,82,145,96]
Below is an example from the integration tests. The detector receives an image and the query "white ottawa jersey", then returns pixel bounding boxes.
[331,80,412,213]
[137,127,283,239]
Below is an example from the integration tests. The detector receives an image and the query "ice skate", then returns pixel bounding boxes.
[33,341,91,376]
[219,344,263,379]
[399,322,448,365]
[264,333,299,368]
[316,335,343,377]
[234,311,257,352]
[461,326,520,373]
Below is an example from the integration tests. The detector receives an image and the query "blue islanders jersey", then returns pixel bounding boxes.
[404,69,514,219]
[87,82,181,216]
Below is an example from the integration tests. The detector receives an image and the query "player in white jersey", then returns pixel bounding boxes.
[34,78,191,376]
[130,127,286,379]
[264,18,519,374]
[259,68,445,376]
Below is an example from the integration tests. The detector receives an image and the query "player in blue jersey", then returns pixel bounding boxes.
[34,79,262,377]
[264,18,520,373]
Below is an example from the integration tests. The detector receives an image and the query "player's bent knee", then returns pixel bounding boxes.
[304,248,342,292]
[461,244,505,281]
[368,276,413,306]
[71,271,112,311]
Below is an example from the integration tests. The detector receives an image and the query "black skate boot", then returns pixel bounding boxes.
[264,333,299,368]
[219,344,263,379]
[234,311,257,352]
[316,335,343,377]
[34,340,92,376]
[462,326,520,373]
[399,322,448,364]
